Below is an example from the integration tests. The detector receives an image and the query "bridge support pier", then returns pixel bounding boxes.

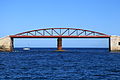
[0,36,13,52]
[57,38,62,51]
[110,36,120,52]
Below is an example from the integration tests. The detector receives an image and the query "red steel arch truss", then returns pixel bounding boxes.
[10,28,110,38]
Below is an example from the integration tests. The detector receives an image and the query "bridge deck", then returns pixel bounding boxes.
[9,35,110,38]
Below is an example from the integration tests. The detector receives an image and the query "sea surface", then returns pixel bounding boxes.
[0,48,120,80]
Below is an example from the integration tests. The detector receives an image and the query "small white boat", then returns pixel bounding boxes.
[23,47,30,50]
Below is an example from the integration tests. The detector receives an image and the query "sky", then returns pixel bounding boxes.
[0,0,120,48]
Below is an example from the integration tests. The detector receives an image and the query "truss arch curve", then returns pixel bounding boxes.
[10,28,110,38]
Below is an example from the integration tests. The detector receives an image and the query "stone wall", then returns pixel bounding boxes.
[110,36,120,51]
[0,36,13,52]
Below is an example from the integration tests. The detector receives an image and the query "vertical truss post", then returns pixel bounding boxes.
[43,30,45,36]
[77,30,78,36]
[57,38,62,50]
[60,28,61,35]
[51,29,53,36]
[35,31,36,35]
[68,29,70,35]
[85,31,86,35]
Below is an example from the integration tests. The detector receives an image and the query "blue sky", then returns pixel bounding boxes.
[0,0,120,48]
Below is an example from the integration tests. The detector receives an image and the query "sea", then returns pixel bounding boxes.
[0,48,120,80]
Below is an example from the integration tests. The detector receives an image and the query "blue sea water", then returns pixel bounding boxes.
[0,48,120,80]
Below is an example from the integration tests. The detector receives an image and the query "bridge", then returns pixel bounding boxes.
[0,28,120,52]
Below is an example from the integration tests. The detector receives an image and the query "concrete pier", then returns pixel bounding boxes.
[110,36,120,51]
[57,38,62,50]
[0,36,13,52]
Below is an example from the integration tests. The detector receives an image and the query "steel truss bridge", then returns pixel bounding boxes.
[9,28,110,51]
